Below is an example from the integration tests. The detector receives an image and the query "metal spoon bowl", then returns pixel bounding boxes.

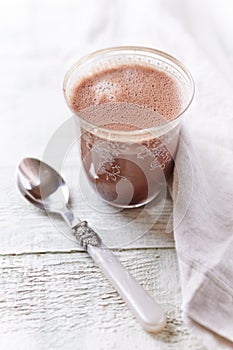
[17,158,69,211]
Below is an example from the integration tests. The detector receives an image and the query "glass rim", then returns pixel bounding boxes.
[63,46,195,136]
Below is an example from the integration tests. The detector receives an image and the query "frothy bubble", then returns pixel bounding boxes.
[70,63,186,130]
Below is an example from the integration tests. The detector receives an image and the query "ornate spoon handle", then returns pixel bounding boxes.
[74,221,166,333]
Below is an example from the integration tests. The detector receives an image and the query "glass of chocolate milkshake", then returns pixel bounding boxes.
[63,47,194,208]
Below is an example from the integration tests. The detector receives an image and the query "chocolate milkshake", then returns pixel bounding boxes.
[64,49,193,208]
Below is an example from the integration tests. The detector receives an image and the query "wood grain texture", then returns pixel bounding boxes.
[0,249,206,350]
[1,165,174,255]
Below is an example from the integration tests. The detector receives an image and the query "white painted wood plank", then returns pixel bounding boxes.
[1,165,174,254]
[0,249,206,350]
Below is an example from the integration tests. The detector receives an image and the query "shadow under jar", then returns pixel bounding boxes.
[63,47,194,208]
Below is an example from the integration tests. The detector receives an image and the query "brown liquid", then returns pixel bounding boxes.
[70,64,184,206]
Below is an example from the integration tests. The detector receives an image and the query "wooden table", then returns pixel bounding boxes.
[0,1,207,348]
[0,164,206,350]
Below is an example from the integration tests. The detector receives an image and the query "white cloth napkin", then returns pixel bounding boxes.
[164,1,233,348]
[172,125,233,349]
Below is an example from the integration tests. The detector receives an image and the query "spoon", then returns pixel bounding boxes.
[16,157,166,333]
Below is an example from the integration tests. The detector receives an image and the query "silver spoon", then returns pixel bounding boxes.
[16,157,166,333]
